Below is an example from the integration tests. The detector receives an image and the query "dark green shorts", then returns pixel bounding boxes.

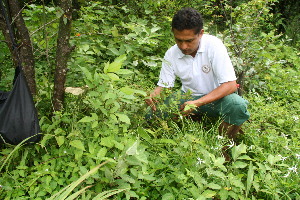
[146,91,250,126]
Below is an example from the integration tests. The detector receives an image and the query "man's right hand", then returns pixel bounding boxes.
[145,86,163,111]
[145,96,158,111]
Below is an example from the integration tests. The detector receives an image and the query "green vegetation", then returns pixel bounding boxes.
[0,0,299,199]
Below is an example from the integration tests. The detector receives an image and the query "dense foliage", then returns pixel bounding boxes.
[0,0,299,199]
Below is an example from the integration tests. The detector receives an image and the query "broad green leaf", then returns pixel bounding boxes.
[107,73,119,80]
[115,69,133,75]
[92,121,98,128]
[120,87,147,96]
[109,48,119,55]
[107,54,127,73]
[111,26,119,37]
[232,143,247,161]
[70,140,85,151]
[207,183,222,190]
[55,136,65,147]
[151,27,161,33]
[100,137,114,148]
[97,148,107,159]
[137,127,151,142]
[267,154,281,165]
[214,157,225,166]
[116,113,130,124]
[78,113,98,123]
[135,152,148,163]
[232,161,248,168]
[103,62,110,74]
[246,162,254,197]
[219,189,229,200]
[161,193,174,200]
[80,66,93,82]
[201,189,217,198]
[120,87,135,95]
[126,141,138,155]
[238,155,253,160]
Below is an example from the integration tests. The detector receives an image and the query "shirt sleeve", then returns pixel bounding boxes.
[157,54,176,88]
[209,38,236,84]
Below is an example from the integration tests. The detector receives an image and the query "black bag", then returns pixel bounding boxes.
[0,66,40,145]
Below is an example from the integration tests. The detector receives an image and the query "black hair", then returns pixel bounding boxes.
[171,7,203,34]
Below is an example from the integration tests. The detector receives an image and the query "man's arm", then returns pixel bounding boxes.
[181,80,237,114]
[145,86,164,111]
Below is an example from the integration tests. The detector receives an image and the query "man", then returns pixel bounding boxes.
[145,8,250,154]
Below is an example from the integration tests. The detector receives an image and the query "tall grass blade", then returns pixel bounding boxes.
[47,160,109,200]
[92,188,127,200]
[65,185,93,200]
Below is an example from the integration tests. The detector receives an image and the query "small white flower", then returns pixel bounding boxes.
[295,154,300,159]
[292,116,299,121]
[284,145,291,151]
[278,155,288,161]
[281,133,288,138]
[196,157,205,165]
[0,185,2,188]
[228,140,235,148]
[179,115,183,120]
[64,150,67,154]
[288,166,298,174]
[217,135,224,139]
[45,169,49,172]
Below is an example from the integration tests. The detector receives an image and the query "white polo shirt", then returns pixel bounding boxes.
[157,34,236,96]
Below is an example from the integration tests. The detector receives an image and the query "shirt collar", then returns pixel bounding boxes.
[177,34,206,58]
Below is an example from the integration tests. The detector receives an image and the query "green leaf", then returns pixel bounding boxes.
[80,66,93,82]
[55,136,65,147]
[120,87,135,95]
[81,44,90,52]
[70,140,85,151]
[207,183,222,190]
[100,137,114,148]
[107,54,127,73]
[115,69,133,75]
[126,141,138,155]
[78,113,98,123]
[267,154,281,166]
[232,161,248,168]
[161,193,174,200]
[232,143,247,161]
[246,162,254,197]
[115,113,131,124]
[201,189,217,198]
[107,73,120,80]
[219,189,229,200]
[137,127,151,142]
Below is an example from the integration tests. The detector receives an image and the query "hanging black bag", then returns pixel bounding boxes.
[0,0,40,145]
[0,67,41,145]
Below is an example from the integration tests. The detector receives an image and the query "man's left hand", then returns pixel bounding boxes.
[180,101,198,116]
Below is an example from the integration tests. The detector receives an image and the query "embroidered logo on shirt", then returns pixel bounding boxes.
[202,65,211,73]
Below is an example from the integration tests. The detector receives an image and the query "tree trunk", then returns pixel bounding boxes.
[0,0,37,95]
[52,0,73,111]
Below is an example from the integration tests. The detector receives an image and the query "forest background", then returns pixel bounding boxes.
[0,0,299,199]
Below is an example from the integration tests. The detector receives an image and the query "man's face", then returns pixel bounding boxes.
[173,29,204,57]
